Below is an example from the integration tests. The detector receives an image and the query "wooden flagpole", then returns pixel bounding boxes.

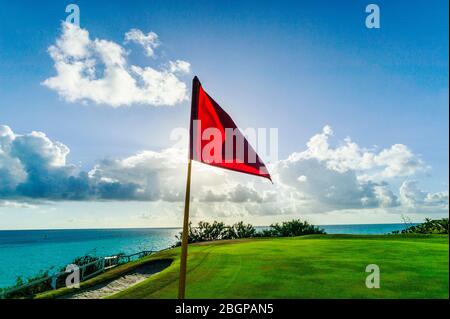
[178,76,198,299]
[178,158,192,299]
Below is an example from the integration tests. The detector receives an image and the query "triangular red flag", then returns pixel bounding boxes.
[189,77,271,181]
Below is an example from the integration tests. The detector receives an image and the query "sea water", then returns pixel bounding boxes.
[0,228,179,288]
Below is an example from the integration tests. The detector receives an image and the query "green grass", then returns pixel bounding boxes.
[40,234,449,299]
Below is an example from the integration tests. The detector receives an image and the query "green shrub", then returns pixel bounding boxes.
[226,221,257,239]
[398,218,449,234]
[259,219,326,237]
[1,271,52,299]
[175,219,325,246]
[175,221,227,245]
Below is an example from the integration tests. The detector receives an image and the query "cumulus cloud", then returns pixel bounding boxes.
[270,125,431,212]
[275,156,399,212]
[201,190,228,202]
[425,191,449,207]
[43,22,190,107]
[228,184,263,203]
[0,125,228,202]
[289,126,427,181]
[0,126,26,193]
[88,148,187,201]
[1,125,447,220]
[124,29,159,57]
[169,60,191,74]
[0,125,88,199]
[400,181,449,208]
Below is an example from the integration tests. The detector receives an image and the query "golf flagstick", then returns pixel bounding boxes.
[178,158,192,299]
[178,76,271,299]
[178,77,199,299]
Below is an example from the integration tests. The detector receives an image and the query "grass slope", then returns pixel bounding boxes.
[111,234,448,299]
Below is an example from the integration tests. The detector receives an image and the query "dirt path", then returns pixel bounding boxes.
[65,259,171,299]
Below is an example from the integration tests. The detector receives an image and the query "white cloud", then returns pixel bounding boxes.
[124,29,159,57]
[228,184,263,203]
[425,191,449,206]
[88,148,187,201]
[0,125,82,199]
[275,155,399,212]
[399,180,425,207]
[201,190,229,202]
[169,60,191,74]
[373,185,398,208]
[1,126,27,193]
[289,125,427,180]
[0,200,37,209]
[43,22,190,107]
[297,175,308,182]
[374,144,427,178]
[1,125,447,223]
[400,180,449,208]
[13,131,70,167]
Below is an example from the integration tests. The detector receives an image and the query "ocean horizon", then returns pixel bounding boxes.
[0,223,416,288]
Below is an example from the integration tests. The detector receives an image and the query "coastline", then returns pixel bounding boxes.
[0,223,417,288]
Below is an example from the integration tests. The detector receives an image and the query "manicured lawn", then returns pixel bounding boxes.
[111,234,448,299]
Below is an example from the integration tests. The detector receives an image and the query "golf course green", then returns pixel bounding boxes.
[116,234,448,299]
[39,234,449,299]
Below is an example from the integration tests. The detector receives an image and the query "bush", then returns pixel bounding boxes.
[175,219,325,246]
[227,221,257,239]
[258,219,326,237]
[175,221,230,245]
[396,218,449,234]
[1,271,52,299]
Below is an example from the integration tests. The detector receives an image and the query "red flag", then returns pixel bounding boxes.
[189,77,271,181]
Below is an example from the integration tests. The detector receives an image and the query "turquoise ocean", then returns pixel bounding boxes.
[0,223,414,288]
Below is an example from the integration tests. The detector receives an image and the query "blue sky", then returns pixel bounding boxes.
[0,0,448,229]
